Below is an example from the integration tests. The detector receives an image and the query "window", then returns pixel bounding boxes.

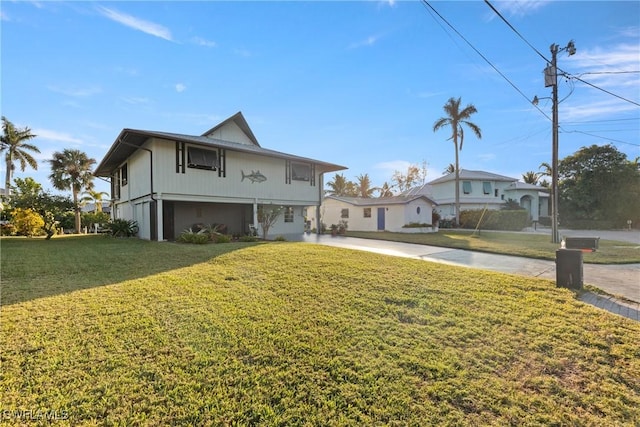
[291,162,311,181]
[187,147,218,170]
[463,181,472,194]
[416,206,421,214]
[284,206,294,223]
[341,208,349,219]
[363,208,371,218]
[483,181,491,195]
[494,189,499,197]
[121,164,128,186]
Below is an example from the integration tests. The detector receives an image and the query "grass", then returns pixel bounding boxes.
[346,230,640,264]
[1,236,639,425]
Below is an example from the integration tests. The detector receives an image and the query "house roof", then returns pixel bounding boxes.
[504,181,549,191]
[326,194,437,206]
[200,111,260,147]
[402,183,434,197]
[94,112,347,176]
[428,169,516,185]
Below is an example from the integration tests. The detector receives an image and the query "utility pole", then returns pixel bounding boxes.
[543,41,575,244]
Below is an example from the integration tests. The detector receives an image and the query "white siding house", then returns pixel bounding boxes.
[94,112,346,240]
[405,170,549,222]
[318,195,438,233]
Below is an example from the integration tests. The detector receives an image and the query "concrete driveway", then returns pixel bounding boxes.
[298,233,640,321]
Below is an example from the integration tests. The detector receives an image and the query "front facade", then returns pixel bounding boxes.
[318,195,437,232]
[94,112,346,240]
[407,170,549,222]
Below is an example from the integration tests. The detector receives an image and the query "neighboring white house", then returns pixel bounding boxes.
[94,112,346,240]
[317,195,438,232]
[405,169,549,222]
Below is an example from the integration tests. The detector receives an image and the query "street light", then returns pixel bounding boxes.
[534,40,575,244]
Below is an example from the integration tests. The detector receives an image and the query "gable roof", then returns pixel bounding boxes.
[94,113,346,176]
[428,169,516,185]
[326,194,437,206]
[200,111,260,147]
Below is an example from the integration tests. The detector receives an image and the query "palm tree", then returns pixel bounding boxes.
[326,173,355,196]
[1,117,40,196]
[49,149,96,233]
[443,163,456,175]
[433,97,482,225]
[377,182,394,198]
[81,189,109,213]
[522,171,539,185]
[355,173,375,198]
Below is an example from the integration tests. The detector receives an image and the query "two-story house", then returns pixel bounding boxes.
[406,170,549,222]
[94,112,346,240]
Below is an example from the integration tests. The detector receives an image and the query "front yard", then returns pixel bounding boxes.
[1,236,639,425]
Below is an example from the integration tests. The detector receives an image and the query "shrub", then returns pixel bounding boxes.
[12,208,45,237]
[214,234,232,244]
[274,235,287,241]
[402,222,430,228]
[239,235,259,242]
[460,209,528,231]
[104,219,139,237]
[177,229,210,244]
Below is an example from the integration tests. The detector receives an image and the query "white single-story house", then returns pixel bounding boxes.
[94,112,346,240]
[405,169,549,222]
[317,194,438,233]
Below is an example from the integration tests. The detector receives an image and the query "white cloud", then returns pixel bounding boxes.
[492,0,551,18]
[374,160,412,173]
[348,35,380,50]
[1,10,9,21]
[47,85,102,97]
[191,36,217,48]
[33,129,83,144]
[96,6,173,42]
[175,83,186,93]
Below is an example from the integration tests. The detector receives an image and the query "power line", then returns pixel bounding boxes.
[420,1,551,121]
[571,75,640,107]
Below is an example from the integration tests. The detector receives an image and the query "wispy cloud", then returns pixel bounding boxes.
[0,10,9,21]
[121,96,150,105]
[33,128,83,144]
[491,0,551,18]
[348,35,380,50]
[375,160,412,173]
[191,36,216,48]
[47,85,102,97]
[175,83,186,93]
[96,6,172,41]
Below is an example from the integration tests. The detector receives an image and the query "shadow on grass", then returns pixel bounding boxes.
[1,235,260,306]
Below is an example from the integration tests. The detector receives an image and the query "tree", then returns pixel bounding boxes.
[433,97,482,226]
[81,189,109,213]
[326,173,357,197]
[443,163,456,175]
[1,117,40,196]
[522,171,539,185]
[355,173,375,198]
[558,144,640,226]
[9,177,74,239]
[257,204,283,240]
[376,182,394,198]
[391,162,427,194]
[48,149,96,233]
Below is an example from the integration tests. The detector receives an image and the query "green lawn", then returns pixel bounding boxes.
[2,236,639,425]
[346,230,640,264]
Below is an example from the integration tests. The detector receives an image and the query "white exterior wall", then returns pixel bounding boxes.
[152,139,321,205]
[203,121,254,145]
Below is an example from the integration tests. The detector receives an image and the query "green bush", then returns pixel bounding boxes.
[274,235,287,241]
[239,235,259,242]
[460,209,529,231]
[214,234,232,243]
[104,219,139,237]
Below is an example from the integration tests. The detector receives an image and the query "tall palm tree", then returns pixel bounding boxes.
[49,149,96,233]
[355,173,375,198]
[522,171,539,185]
[326,173,354,196]
[433,97,482,225]
[443,163,456,175]
[81,189,109,213]
[1,117,40,196]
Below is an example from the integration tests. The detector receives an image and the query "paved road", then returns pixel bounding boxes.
[299,233,640,322]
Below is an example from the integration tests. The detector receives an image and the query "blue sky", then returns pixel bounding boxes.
[2,1,639,196]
